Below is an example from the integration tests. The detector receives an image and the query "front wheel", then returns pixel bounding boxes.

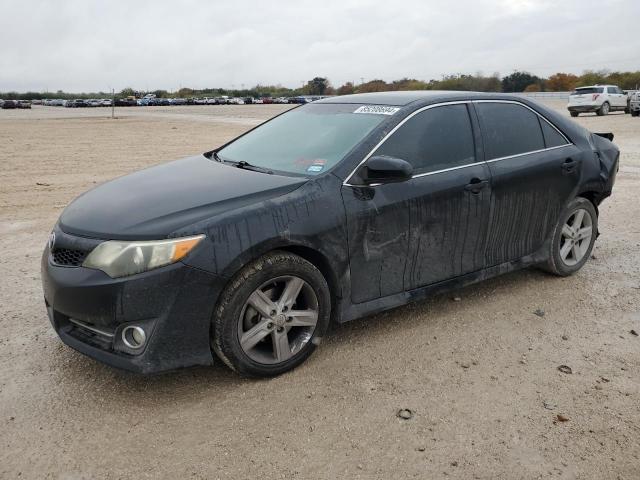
[570,111,579,117]
[542,197,598,276]
[212,251,331,377]
[632,110,639,117]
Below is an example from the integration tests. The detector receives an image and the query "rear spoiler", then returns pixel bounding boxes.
[594,132,614,142]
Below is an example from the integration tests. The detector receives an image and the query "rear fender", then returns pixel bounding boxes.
[590,133,619,199]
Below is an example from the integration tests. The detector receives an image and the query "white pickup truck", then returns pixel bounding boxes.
[567,85,629,116]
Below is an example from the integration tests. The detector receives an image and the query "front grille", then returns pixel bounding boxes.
[52,248,87,267]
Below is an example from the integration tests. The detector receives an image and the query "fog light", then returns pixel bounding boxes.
[122,326,146,349]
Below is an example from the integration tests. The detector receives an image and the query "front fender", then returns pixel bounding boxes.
[176,175,349,289]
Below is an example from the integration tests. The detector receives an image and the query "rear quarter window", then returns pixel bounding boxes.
[540,119,569,148]
[476,103,545,160]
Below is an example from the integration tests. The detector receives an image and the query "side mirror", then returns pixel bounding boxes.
[361,155,413,184]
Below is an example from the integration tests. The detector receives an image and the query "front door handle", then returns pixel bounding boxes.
[464,178,489,194]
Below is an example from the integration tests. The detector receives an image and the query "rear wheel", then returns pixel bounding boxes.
[632,110,639,117]
[212,251,331,377]
[597,102,610,116]
[570,111,579,117]
[542,197,597,276]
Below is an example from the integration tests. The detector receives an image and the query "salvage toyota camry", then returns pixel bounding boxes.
[42,91,619,376]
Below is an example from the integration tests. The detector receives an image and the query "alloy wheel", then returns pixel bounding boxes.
[237,275,319,364]
[559,208,593,266]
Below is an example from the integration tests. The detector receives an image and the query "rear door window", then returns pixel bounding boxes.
[476,103,545,160]
[373,104,476,174]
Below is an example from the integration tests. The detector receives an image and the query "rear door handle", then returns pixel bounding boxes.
[464,178,489,194]
[562,158,578,173]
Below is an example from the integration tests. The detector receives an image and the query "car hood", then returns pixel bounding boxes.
[59,155,307,240]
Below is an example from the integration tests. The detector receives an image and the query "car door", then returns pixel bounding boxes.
[341,102,492,302]
[341,181,411,304]
[474,101,582,266]
[610,86,626,109]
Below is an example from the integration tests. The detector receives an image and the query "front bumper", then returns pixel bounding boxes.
[41,230,226,374]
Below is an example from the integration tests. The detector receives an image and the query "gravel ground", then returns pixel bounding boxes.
[0,102,638,479]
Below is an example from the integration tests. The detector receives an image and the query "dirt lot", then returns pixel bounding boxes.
[1,102,639,479]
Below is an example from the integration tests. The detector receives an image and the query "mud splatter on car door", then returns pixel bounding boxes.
[342,184,410,303]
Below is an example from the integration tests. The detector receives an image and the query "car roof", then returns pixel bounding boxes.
[316,90,539,106]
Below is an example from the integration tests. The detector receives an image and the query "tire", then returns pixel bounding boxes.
[570,111,579,117]
[597,102,610,116]
[632,110,639,117]
[212,251,331,377]
[541,197,598,276]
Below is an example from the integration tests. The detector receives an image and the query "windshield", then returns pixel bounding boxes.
[571,87,603,95]
[217,103,389,176]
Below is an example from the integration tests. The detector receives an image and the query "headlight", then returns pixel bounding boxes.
[83,235,205,278]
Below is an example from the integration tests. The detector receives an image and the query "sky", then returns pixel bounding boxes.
[1,0,639,92]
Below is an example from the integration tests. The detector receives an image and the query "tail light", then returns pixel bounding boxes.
[592,94,600,101]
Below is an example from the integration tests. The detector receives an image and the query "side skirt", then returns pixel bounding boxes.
[338,241,550,323]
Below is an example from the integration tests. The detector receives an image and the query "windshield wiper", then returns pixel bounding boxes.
[213,152,273,174]
[233,160,273,175]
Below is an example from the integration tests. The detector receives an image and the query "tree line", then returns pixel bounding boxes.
[329,70,640,95]
[2,70,639,100]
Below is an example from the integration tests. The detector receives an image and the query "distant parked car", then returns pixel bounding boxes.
[17,100,32,109]
[244,97,254,104]
[86,99,101,107]
[567,85,629,117]
[215,96,229,105]
[65,99,86,108]
[288,96,306,104]
[261,97,273,104]
[100,99,112,107]
[31,99,43,105]
[114,98,137,107]
[193,98,207,105]
[627,91,640,117]
[171,98,187,105]
[2,100,18,109]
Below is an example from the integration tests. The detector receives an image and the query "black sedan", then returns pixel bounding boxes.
[41,91,619,376]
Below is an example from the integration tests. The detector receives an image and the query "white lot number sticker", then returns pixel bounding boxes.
[353,105,400,115]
